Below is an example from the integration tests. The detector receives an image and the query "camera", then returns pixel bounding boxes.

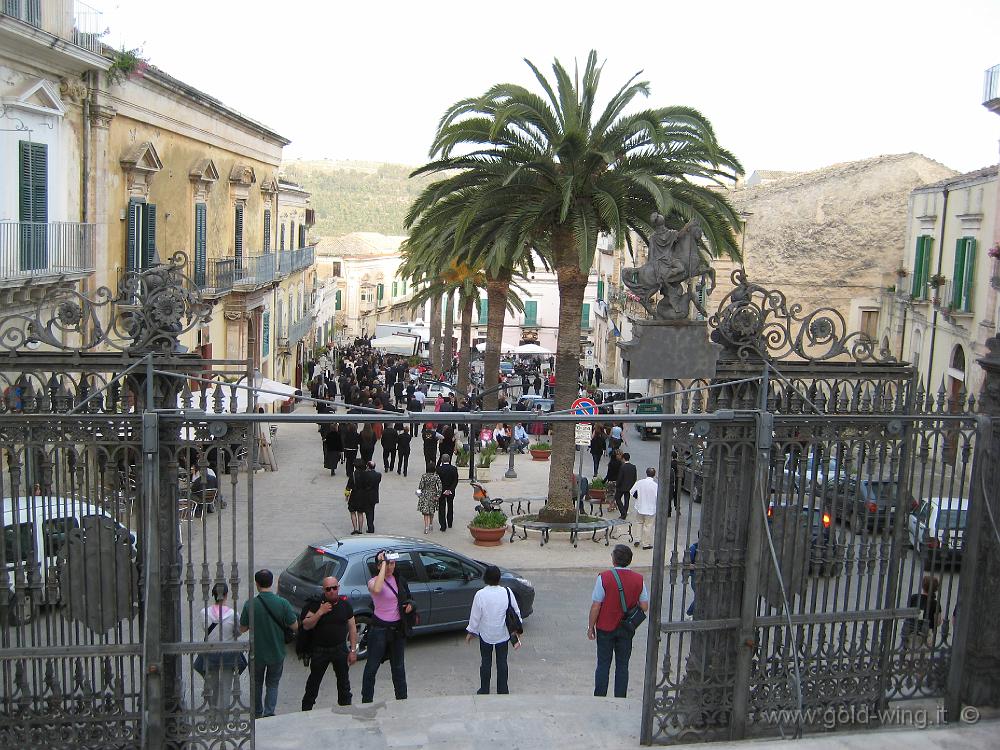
[384,552,400,562]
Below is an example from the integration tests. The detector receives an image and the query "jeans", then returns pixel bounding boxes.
[361,625,407,702]
[253,659,284,717]
[203,663,238,710]
[478,637,509,694]
[438,492,454,530]
[302,647,351,709]
[594,626,634,697]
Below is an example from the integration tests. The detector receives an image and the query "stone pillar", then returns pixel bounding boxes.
[949,337,1000,709]
[88,102,116,294]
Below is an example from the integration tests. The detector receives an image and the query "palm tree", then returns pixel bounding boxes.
[428,294,443,375]
[443,290,456,373]
[408,51,743,520]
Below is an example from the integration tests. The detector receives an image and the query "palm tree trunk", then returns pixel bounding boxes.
[483,270,512,410]
[540,232,589,523]
[457,291,475,395]
[429,294,442,376]
[443,289,456,372]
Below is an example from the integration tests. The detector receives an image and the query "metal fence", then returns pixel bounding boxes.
[0,222,95,279]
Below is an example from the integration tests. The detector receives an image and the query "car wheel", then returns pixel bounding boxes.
[355,614,372,661]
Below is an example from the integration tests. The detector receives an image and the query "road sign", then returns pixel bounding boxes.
[575,423,592,446]
[571,397,598,416]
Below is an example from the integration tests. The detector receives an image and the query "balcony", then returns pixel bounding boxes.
[605,281,650,321]
[288,313,314,346]
[0,221,95,287]
[277,244,316,275]
[1,0,104,54]
[984,64,1000,115]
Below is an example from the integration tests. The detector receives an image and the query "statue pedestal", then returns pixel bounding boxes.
[617,319,721,380]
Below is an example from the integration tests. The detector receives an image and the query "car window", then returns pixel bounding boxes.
[364,553,420,583]
[42,516,79,557]
[3,521,35,563]
[285,547,347,584]
[418,551,469,582]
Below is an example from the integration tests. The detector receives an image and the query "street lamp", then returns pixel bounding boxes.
[738,210,753,270]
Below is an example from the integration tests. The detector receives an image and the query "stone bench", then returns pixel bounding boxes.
[508,516,633,548]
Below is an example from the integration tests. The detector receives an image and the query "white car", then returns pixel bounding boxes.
[908,496,968,566]
[425,382,455,401]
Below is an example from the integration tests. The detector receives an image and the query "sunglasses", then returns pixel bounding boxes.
[324,585,340,591]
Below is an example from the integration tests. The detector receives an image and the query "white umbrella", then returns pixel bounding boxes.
[370,334,420,356]
[475,341,517,353]
[255,377,299,406]
[515,343,553,355]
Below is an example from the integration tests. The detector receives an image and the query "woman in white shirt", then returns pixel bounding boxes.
[200,582,243,710]
[466,565,522,694]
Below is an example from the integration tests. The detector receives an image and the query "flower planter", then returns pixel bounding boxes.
[474,464,492,482]
[589,488,607,502]
[469,524,507,546]
[530,449,551,461]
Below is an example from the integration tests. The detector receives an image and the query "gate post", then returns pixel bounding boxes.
[140,411,163,747]
[948,337,1000,712]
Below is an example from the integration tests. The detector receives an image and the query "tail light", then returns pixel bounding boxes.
[822,513,831,528]
[767,506,774,518]
[925,537,940,549]
[910,498,919,511]
[866,502,877,514]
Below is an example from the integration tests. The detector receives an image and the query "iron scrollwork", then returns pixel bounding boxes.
[709,268,895,364]
[0,251,211,354]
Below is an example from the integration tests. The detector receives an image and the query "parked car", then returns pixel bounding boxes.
[766,500,844,576]
[425,381,455,401]
[3,495,135,624]
[277,535,535,659]
[776,450,850,497]
[635,401,663,439]
[908,496,968,567]
[594,387,644,416]
[840,478,917,531]
[499,361,515,378]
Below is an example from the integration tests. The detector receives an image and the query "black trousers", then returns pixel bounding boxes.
[397,451,410,475]
[614,487,631,518]
[438,492,454,530]
[383,446,397,471]
[365,505,376,533]
[344,449,358,477]
[302,646,351,709]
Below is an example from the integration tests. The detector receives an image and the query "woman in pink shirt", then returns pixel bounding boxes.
[361,551,415,703]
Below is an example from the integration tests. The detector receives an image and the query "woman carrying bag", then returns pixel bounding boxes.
[361,550,416,703]
[466,565,522,695]
[196,582,246,711]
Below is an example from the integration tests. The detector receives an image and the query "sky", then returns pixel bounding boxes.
[96,0,1000,177]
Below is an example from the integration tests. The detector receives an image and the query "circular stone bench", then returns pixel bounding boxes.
[508,515,633,547]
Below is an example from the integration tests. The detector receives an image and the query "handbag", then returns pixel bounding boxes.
[193,621,249,676]
[504,588,523,636]
[259,595,295,645]
[610,569,647,634]
[385,578,419,637]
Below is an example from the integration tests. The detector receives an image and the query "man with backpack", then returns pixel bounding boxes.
[239,569,298,718]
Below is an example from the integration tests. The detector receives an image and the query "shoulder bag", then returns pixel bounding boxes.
[504,588,523,636]
[610,569,647,634]
[384,578,419,637]
[259,595,296,645]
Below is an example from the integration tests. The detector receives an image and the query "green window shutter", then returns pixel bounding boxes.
[581,303,590,328]
[479,299,488,325]
[299,225,306,248]
[910,238,922,297]
[143,203,157,268]
[280,224,285,250]
[952,238,967,309]
[392,281,398,297]
[963,238,976,312]
[19,141,47,271]
[597,279,604,301]
[290,221,296,248]
[126,199,140,271]
[335,289,342,310]
[194,203,207,286]
[402,280,406,295]
[234,203,244,266]
[377,283,384,301]
[920,236,932,300]
[262,311,270,358]
[523,300,537,327]
[263,209,271,252]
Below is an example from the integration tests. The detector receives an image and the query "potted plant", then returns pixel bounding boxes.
[455,446,470,468]
[529,441,552,461]
[589,476,608,502]
[475,444,497,481]
[469,509,508,546]
[927,273,947,290]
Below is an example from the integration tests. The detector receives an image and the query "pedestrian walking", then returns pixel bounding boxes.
[341,424,360,480]
[902,575,942,650]
[416,460,442,534]
[595,365,603,388]
[381,423,399,472]
[421,425,439,468]
[359,424,377,464]
[299,575,358,709]
[321,423,343,477]
[604,449,622,508]
[395,423,412,476]
[240,569,298,718]
[466,565,522,695]
[614,453,637,519]
[346,458,367,534]
[533,374,542,396]
[198,582,243,711]
[631,468,658,550]
[436,454,459,532]
[354,461,382,534]
[361,551,415,703]
[438,426,457,464]
[588,545,649,698]
[608,422,626,453]
[589,426,607,477]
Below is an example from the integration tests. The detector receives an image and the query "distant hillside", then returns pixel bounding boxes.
[283,159,436,237]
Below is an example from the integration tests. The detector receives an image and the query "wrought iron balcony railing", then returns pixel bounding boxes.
[2,0,105,54]
[288,313,314,345]
[0,221,95,281]
[605,281,650,320]
[984,64,1000,111]
[277,244,316,275]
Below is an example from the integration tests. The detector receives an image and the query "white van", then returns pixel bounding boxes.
[908,496,968,567]
[3,495,133,624]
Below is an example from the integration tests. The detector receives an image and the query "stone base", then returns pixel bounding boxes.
[618,320,721,380]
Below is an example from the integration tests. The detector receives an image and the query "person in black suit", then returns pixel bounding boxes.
[395,423,412,476]
[435,455,460,532]
[353,462,382,533]
[614,453,638,520]
[381,423,399,472]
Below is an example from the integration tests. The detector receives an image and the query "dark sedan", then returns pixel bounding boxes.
[277,535,535,658]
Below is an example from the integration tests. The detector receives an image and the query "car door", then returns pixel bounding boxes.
[909,501,930,550]
[416,549,482,628]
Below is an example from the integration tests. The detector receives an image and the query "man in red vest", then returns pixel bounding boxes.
[587,544,649,697]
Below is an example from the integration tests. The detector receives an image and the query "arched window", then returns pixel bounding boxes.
[951,345,966,375]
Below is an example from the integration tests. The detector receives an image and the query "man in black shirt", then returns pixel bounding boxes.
[436,454,460,532]
[300,575,358,709]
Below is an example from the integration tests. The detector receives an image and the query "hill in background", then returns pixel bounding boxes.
[283,159,435,237]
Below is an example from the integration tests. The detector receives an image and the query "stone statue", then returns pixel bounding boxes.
[623,214,716,320]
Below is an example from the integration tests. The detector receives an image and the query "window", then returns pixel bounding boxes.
[392,281,398,298]
[335,289,342,311]
[401,280,407,295]
[478,299,488,325]
[364,554,419,581]
[263,209,271,252]
[262,310,270,358]
[234,203,244,270]
[194,203,207,286]
[911,235,933,299]
[18,140,47,271]
[951,237,977,312]
[42,517,78,557]
[290,221,296,248]
[331,262,342,277]
[597,279,604,301]
[523,300,537,327]
[860,310,879,341]
[418,551,471,582]
[3,521,35,564]
[581,303,591,328]
[298,224,306,249]
[126,199,156,271]
[376,283,384,302]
